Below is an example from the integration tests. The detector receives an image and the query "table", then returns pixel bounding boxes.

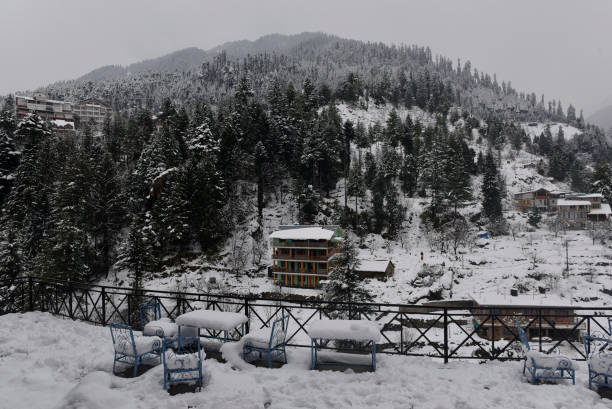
[175,309,248,349]
[308,320,380,371]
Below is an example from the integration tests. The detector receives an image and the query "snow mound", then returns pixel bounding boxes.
[521,122,582,140]
[336,102,434,127]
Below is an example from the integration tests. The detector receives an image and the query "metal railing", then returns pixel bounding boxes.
[1,277,610,362]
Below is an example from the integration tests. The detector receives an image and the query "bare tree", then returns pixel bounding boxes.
[441,218,472,257]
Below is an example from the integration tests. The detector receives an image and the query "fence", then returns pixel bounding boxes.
[1,276,611,362]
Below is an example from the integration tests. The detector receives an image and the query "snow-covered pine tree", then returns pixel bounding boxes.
[323,237,372,318]
[13,113,50,148]
[0,130,20,205]
[481,151,503,220]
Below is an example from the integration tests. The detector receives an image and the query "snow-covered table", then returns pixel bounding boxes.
[175,310,248,349]
[308,320,380,371]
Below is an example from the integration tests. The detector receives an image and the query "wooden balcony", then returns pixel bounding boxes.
[272,250,336,261]
[272,240,334,249]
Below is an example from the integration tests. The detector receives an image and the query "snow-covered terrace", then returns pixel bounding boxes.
[1,312,610,409]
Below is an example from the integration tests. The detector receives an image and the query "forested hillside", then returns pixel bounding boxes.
[1,32,612,299]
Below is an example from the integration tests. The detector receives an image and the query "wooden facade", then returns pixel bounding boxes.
[270,225,342,288]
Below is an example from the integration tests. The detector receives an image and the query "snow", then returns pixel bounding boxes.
[164,350,203,371]
[308,320,381,342]
[589,352,612,374]
[143,318,178,337]
[1,312,611,409]
[269,226,338,241]
[526,350,576,369]
[50,119,75,129]
[357,259,390,273]
[521,122,583,140]
[175,310,248,331]
[114,335,161,355]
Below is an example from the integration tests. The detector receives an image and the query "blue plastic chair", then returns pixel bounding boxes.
[583,335,612,390]
[516,322,575,385]
[138,299,162,329]
[162,336,204,391]
[109,322,162,377]
[139,298,178,338]
[243,315,289,368]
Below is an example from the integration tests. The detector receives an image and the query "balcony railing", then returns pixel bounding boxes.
[272,250,336,261]
[272,240,335,249]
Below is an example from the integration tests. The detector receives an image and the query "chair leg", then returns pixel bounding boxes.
[113,353,117,375]
[522,359,526,375]
[531,369,536,385]
[133,358,139,377]
[283,345,287,364]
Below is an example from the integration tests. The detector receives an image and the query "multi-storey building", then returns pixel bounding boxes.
[72,98,112,124]
[515,188,611,226]
[15,94,74,122]
[270,225,342,288]
[556,199,591,228]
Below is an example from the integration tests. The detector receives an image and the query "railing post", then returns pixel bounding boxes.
[28,276,33,312]
[127,293,132,326]
[538,309,543,352]
[244,297,250,334]
[68,282,74,319]
[491,309,495,359]
[443,308,449,363]
[101,287,106,326]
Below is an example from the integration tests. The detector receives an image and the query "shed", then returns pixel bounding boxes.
[356,260,394,280]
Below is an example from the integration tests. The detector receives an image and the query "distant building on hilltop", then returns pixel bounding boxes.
[72,98,112,124]
[15,94,74,122]
[270,225,342,288]
[514,188,611,227]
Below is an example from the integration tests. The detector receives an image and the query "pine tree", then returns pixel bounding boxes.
[14,113,50,148]
[0,130,20,205]
[297,184,319,224]
[527,208,542,228]
[323,237,372,317]
[590,162,612,205]
[481,151,503,220]
[385,186,405,239]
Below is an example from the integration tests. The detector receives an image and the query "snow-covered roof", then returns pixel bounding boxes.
[471,293,572,308]
[269,226,339,241]
[589,203,612,215]
[357,260,391,273]
[50,119,74,129]
[576,193,603,199]
[557,199,590,206]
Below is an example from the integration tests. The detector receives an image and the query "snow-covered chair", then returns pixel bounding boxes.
[583,335,612,390]
[242,315,289,368]
[109,322,162,377]
[516,322,575,385]
[162,337,204,391]
[139,298,178,339]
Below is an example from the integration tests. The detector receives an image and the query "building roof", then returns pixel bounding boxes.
[471,293,573,308]
[269,225,340,241]
[589,203,612,215]
[357,260,392,273]
[557,199,591,206]
[577,193,604,199]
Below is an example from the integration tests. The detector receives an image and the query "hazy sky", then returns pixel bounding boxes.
[1,0,611,114]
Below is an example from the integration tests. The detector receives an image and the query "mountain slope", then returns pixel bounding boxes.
[78,47,208,82]
[587,104,612,130]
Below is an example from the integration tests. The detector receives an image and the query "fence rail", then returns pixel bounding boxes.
[1,277,611,362]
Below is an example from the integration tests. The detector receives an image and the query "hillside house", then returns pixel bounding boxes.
[270,225,342,288]
[556,199,591,228]
[514,188,552,212]
[356,260,394,280]
[470,294,581,341]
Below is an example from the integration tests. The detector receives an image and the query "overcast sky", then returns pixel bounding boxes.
[1,0,611,114]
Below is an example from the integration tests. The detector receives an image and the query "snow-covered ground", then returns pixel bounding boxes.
[521,122,583,141]
[1,312,610,409]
